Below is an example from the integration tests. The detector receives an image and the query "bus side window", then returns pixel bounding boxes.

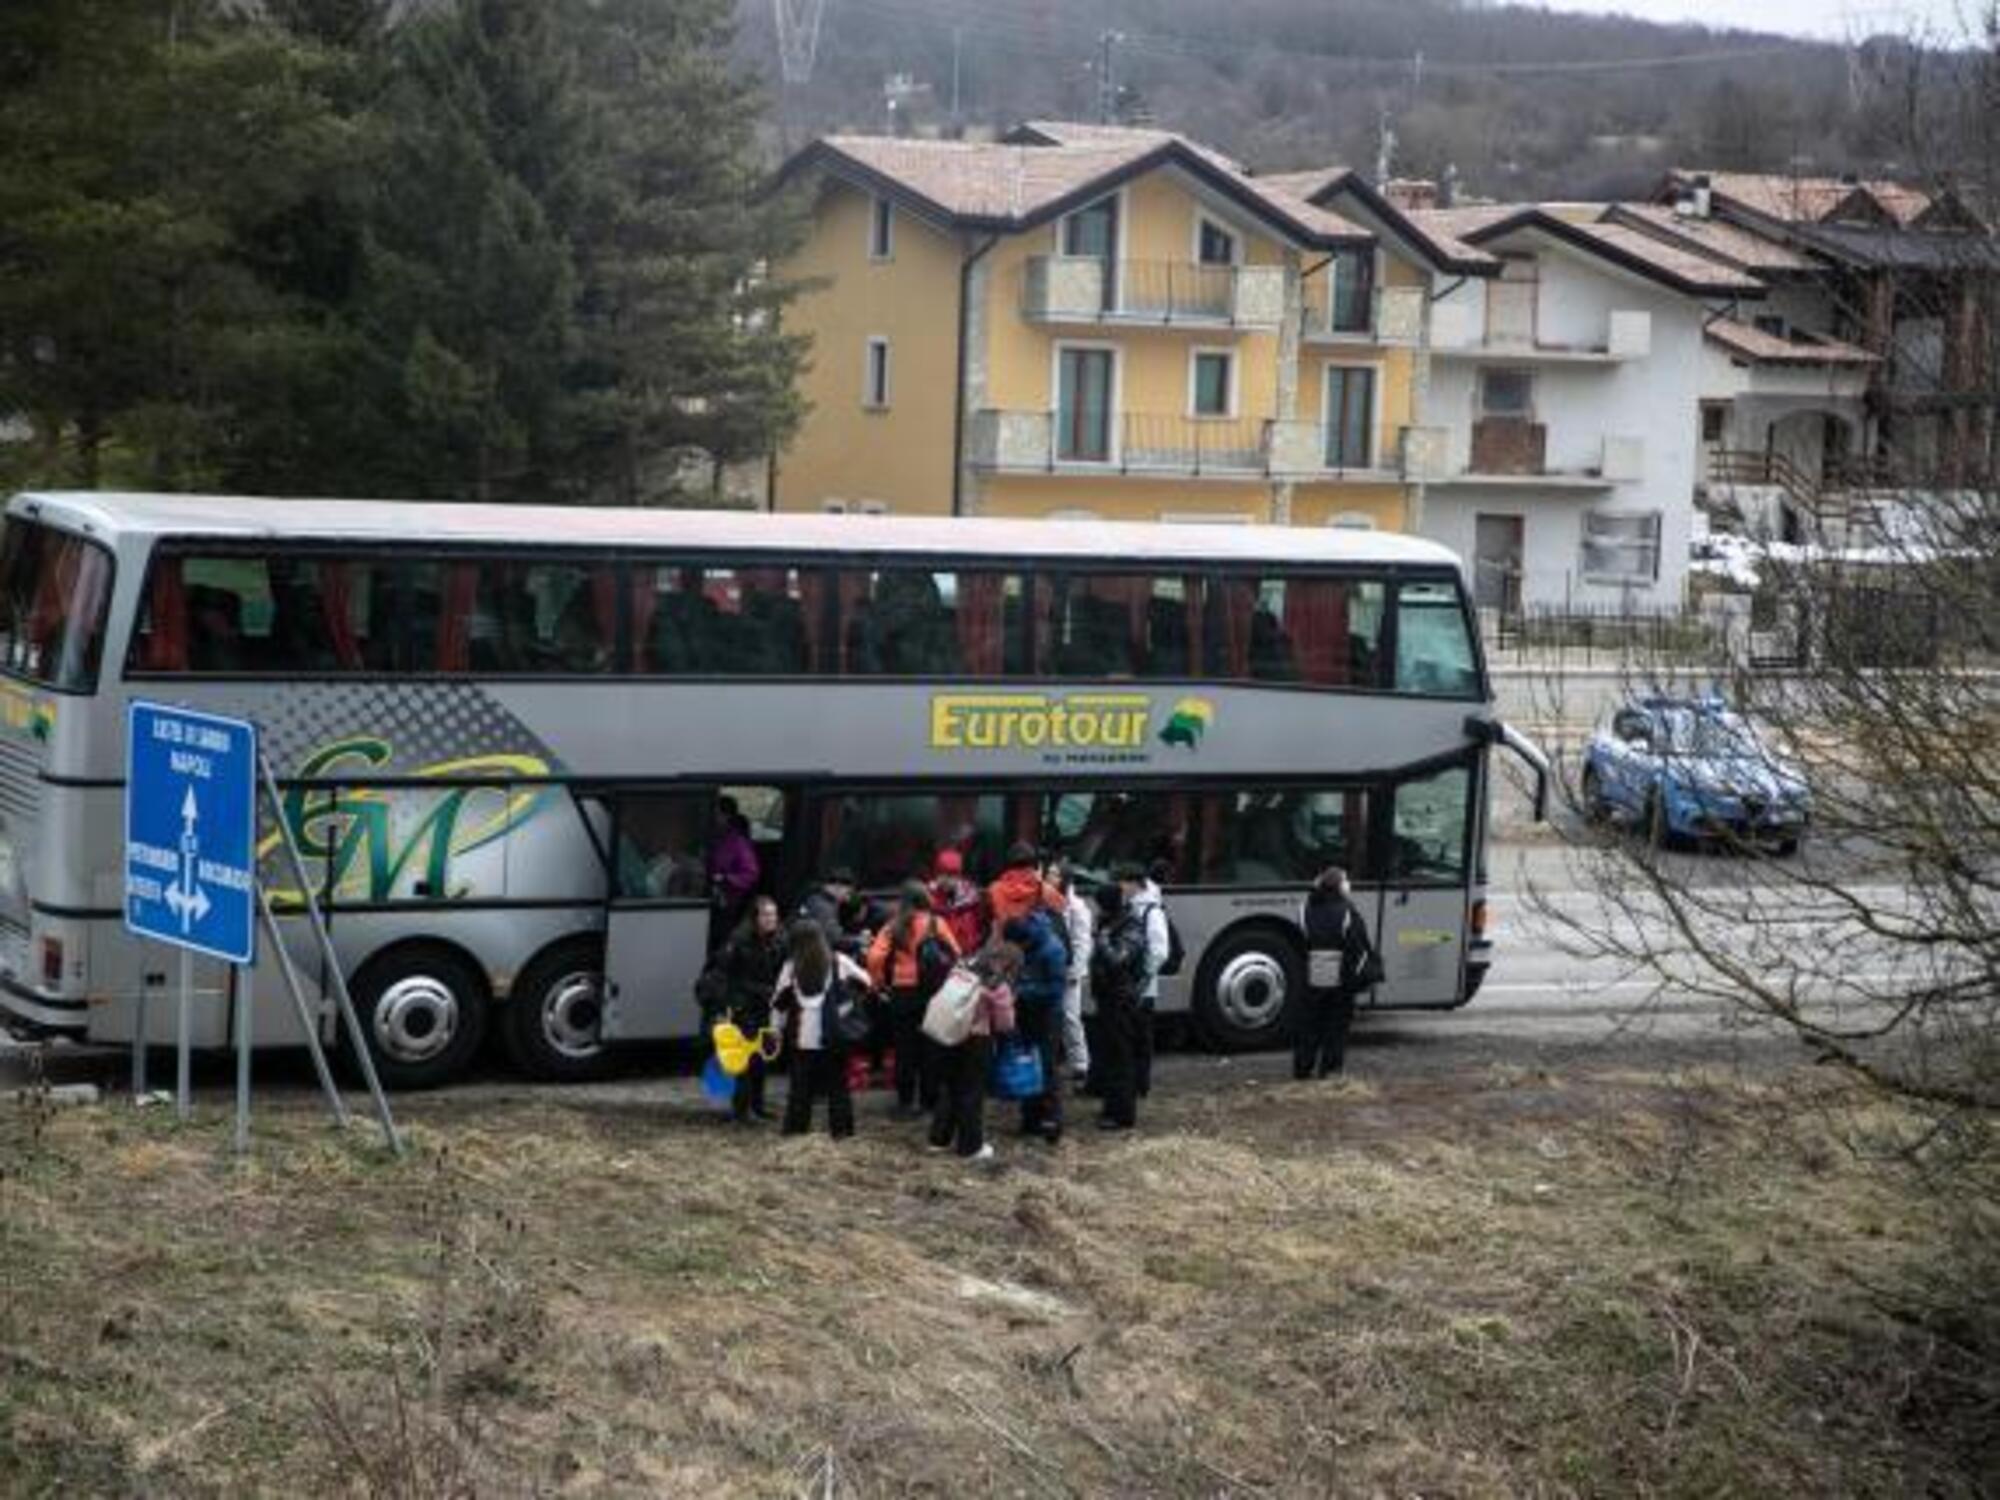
[1393,582,1479,699]
[1388,766,1471,883]
[1033,573,1196,679]
[1203,575,1385,687]
[817,792,1006,889]
[614,795,710,900]
[1044,790,1189,886]
[1198,788,1368,885]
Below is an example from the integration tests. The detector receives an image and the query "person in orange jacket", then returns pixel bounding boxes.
[865,883,961,1118]
[986,841,1065,928]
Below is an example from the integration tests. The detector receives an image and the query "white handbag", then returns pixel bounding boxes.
[921,965,983,1046]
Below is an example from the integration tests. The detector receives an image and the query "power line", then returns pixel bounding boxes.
[822,0,1808,83]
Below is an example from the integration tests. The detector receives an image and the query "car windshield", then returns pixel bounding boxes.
[1662,708,1762,759]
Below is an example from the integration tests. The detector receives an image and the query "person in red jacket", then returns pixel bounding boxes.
[929,847,988,955]
[986,841,1064,928]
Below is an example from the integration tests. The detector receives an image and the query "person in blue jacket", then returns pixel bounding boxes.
[1002,909,1069,1144]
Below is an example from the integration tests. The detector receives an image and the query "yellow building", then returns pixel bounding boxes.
[768,122,1494,531]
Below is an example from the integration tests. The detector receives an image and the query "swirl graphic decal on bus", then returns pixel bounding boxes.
[259,737,552,904]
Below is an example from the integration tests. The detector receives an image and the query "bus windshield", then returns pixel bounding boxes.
[0,518,114,693]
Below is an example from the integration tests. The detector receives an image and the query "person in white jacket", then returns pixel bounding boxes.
[1046,862,1093,1082]
[1119,862,1173,1101]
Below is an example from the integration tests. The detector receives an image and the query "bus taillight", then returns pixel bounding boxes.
[40,937,62,987]
[1470,900,1490,939]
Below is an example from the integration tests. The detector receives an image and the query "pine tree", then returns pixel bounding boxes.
[0,1,354,491]
[353,0,588,501]
[569,0,808,505]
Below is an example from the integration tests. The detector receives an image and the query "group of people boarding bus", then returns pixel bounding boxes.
[698,841,1377,1161]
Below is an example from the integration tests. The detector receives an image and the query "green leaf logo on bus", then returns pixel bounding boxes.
[259,736,552,903]
[1159,697,1215,749]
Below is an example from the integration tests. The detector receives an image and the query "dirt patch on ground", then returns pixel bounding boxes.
[1,1055,1993,1496]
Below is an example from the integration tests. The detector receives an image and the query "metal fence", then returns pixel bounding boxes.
[1482,602,1729,669]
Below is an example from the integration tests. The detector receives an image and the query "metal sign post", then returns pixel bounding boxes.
[257,753,402,1157]
[124,702,257,1145]
[175,948,191,1121]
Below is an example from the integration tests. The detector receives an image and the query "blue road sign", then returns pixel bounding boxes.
[124,702,258,964]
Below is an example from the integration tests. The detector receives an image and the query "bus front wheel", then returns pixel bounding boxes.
[345,944,489,1091]
[1193,925,1303,1053]
[503,940,613,1083]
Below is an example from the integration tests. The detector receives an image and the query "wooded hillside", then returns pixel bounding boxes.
[736,0,1987,199]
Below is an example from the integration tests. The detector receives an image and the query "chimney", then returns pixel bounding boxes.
[1441,162,1459,208]
[1384,178,1438,211]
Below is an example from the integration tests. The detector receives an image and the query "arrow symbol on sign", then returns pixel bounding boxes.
[164,785,211,933]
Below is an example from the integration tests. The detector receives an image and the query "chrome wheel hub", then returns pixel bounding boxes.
[539,971,605,1059]
[373,975,460,1064]
[1214,950,1288,1031]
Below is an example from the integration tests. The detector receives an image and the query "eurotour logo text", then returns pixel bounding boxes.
[930,692,1152,751]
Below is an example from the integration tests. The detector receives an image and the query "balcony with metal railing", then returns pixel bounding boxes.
[1020,257,1287,330]
[968,410,1447,481]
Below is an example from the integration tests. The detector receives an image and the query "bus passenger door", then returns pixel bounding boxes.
[599,790,715,1042]
[1372,764,1474,1008]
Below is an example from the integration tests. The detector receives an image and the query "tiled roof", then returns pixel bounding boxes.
[815,135,1153,222]
[1570,222,1765,293]
[1706,318,1879,365]
[1254,169,1498,271]
[1603,203,1819,273]
[1410,205,1765,295]
[1254,167,1350,201]
[788,130,1368,246]
[1669,169,1933,226]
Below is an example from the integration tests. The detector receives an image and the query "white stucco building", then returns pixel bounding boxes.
[1404,206,1766,612]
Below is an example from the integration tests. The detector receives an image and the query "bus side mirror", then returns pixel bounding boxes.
[1468,716,1551,824]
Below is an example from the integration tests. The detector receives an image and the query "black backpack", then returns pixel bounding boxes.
[915,929,956,997]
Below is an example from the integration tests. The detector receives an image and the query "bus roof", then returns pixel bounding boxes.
[12,491,1465,571]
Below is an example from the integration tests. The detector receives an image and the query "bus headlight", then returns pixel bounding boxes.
[1470,899,1490,939]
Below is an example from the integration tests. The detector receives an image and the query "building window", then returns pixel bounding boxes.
[1754,313,1787,339]
[1479,367,1535,418]
[1061,195,1118,258]
[1581,511,1662,583]
[863,337,890,409]
[869,196,894,260]
[1324,365,1376,469]
[1196,217,1237,266]
[1329,247,1374,334]
[1700,404,1727,444]
[1056,345,1115,462]
[1190,350,1234,417]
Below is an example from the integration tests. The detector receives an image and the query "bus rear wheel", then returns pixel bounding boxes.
[345,944,489,1091]
[503,941,613,1083]
[1193,925,1302,1053]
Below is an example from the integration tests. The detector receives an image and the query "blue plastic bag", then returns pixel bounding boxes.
[700,1053,737,1107]
[989,1037,1045,1101]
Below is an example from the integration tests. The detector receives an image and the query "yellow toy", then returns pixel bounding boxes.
[709,1019,782,1077]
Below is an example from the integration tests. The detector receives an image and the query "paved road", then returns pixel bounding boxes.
[1,834,1897,1099]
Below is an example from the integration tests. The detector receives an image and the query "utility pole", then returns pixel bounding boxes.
[950,25,962,126]
[1095,30,1122,125]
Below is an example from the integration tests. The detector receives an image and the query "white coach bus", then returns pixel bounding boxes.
[0,492,1547,1087]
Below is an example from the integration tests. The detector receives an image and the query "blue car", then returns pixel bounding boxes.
[1581,696,1811,854]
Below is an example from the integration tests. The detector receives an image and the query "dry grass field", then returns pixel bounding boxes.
[1,1055,1994,1497]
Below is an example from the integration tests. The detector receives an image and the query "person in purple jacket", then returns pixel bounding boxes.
[707,795,761,937]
